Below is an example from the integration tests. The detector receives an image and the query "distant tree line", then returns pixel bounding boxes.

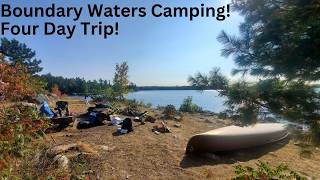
[39,74,206,96]
[134,86,203,91]
[39,73,112,95]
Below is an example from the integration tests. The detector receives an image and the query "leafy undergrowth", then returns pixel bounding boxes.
[232,161,307,180]
[126,99,152,110]
[179,96,203,113]
[163,105,177,117]
[0,103,50,178]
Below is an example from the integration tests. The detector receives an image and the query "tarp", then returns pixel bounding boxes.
[40,101,54,118]
[111,116,123,126]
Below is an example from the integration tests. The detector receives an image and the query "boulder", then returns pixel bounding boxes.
[174,115,183,121]
[53,154,69,170]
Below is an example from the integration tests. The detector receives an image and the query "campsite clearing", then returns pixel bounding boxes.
[34,98,320,179]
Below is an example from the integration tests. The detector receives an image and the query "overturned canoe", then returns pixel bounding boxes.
[186,123,288,154]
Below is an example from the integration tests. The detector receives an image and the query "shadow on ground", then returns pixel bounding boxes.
[180,137,290,168]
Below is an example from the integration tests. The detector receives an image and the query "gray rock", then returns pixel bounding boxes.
[174,116,182,121]
[53,154,69,170]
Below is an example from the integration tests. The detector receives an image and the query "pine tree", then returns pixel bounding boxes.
[218,0,320,80]
[189,0,320,142]
[0,38,43,74]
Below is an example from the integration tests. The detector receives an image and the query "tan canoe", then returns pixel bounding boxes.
[186,123,288,154]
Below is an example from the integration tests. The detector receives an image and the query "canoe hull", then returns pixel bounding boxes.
[186,123,288,154]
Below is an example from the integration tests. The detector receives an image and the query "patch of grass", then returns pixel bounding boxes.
[232,161,307,180]
[0,167,19,180]
[72,159,87,176]
[69,154,96,180]
[300,150,313,159]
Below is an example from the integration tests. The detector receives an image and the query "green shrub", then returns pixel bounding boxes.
[163,105,177,117]
[217,111,228,119]
[0,104,49,174]
[179,96,203,113]
[232,161,306,180]
[127,99,152,109]
[146,103,153,108]
[109,102,121,114]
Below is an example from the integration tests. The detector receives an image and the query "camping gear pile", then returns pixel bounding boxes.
[40,101,55,118]
[40,101,74,126]
[116,118,133,134]
[77,103,138,135]
[55,101,69,117]
[75,102,176,136]
[39,101,75,132]
[39,99,291,157]
[51,101,74,126]
[41,100,173,136]
[77,103,113,129]
[111,116,123,126]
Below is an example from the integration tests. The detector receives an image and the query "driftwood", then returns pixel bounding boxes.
[50,135,57,144]
[153,121,171,133]
[161,122,171,133]
[47,142,98,158]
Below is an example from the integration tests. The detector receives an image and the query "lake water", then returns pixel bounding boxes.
[126,90,227,113]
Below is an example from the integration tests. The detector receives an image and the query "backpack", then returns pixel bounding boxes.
[121,118,133,132]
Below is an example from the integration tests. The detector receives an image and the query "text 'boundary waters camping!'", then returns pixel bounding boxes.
[0,2,231,39]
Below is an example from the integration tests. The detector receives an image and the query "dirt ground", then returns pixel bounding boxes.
[43,98,320,179]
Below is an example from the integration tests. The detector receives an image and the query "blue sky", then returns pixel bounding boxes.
[1,0,244,86]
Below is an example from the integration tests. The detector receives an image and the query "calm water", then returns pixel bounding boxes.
[71,88,319,111]
[126,90,227,113]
